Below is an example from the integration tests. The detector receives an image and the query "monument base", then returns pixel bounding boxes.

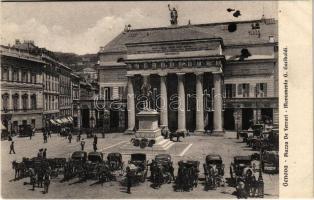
[119,136,174,154]
[120,109,174,154]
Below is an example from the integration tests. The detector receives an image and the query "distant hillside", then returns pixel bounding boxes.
[54,52,98,72]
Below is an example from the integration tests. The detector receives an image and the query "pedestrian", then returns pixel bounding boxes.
[102,129,105,138]
[93,142,97,152]
[68,133,72,143]
[9,141,15,154]
[44,133,48,143]
[43,174,51,194]
[37,149,43,158]
[29,131,32,140]
[80,139,85,151]
[48,129,51,138]
[77,133,81,142]
[43,148,47,159]
[126,166,132,194]
[93,134,98,145]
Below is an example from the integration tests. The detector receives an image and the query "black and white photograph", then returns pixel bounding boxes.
[1,1,285,198]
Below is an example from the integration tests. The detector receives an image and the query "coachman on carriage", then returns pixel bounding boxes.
[203,154,225,190]
[150,154,174,188]
[107,152,124,173]
[175,160,200,192]
[125,153,148,184]
[230,156,264,198]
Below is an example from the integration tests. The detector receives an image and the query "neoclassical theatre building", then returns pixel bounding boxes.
[96,18,278,134]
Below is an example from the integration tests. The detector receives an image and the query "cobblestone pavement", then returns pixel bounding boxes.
[1,132,278,199]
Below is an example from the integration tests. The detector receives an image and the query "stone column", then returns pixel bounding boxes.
[177,73,186,133]
[195,72,205,134]
[213,72,224,135]
[159,73,168,129]
[126,75,135,133]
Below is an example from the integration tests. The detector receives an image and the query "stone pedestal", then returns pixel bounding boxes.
[120,109,173,154]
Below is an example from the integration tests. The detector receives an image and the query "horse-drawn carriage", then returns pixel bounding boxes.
[262,150,279,173]
[107,152,124,173]
[126,153,148,184]
[175,160,200,191]
[230,156,264,198]
[150,154,174,188]
[203,154,225,189]
[63,151,87,180]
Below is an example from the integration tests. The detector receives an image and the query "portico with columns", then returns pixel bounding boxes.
[124,38,226,135]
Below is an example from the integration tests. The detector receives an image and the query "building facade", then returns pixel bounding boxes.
[1,40,80,134]
[97,18,278,133]
[0,45,45,133]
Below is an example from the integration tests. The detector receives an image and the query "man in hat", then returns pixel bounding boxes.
[37,149,43,158]
[80,139,85,151]
[68,133,72,143]
[126,166,132,194]
[93,142,97,152]
[43,148,47,159]
[9,141,15,154]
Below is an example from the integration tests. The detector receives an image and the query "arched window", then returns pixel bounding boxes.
[22,93,28,110]
[31,94,36,109]
[12,94,19,110]
[2,93,9,111]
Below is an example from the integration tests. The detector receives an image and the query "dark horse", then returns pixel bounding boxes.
[169,131,185,142]
[12,161,27,180]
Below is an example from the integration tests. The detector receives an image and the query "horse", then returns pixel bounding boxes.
[12,161,26,180]
[169,131,185,142]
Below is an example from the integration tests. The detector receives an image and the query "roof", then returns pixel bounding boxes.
[99,18,277,54]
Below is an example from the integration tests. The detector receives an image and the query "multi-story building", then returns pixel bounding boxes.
[1,40,78,131]
[0,45,45,133]
[97,18,278,133]
[71,73,81,129]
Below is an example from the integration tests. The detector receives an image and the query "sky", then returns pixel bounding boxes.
[1,1,278,55]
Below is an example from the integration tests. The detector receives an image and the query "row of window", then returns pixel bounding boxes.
[60,96,71,107]
[1,67,37,83]
[225,83,267,98]
[44,95,58,111]
[2,93,37,111]
[43,74,59,92]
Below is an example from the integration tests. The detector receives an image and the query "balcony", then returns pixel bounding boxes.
[1,108,43,115]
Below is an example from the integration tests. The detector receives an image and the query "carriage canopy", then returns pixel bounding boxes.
[88,152,103,163]
[131,153,146,161]
[107,152,122,162]
[155,154,171,162]
[234,156,251,165]
[206,154,223,165]
[71,151,87,161]
[178,160,200,168]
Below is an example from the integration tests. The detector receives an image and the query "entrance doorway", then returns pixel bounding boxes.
[224,108,235,130]
[261,108,273,122]
[81,109,90,128]
[242,108,253,130]
[110,110,119,131]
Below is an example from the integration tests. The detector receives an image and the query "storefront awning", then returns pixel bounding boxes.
[0,123,7,130]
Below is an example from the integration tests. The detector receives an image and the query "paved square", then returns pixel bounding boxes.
[1,132,278,198]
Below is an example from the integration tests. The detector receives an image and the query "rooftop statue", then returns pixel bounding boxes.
[168,4,178,25]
